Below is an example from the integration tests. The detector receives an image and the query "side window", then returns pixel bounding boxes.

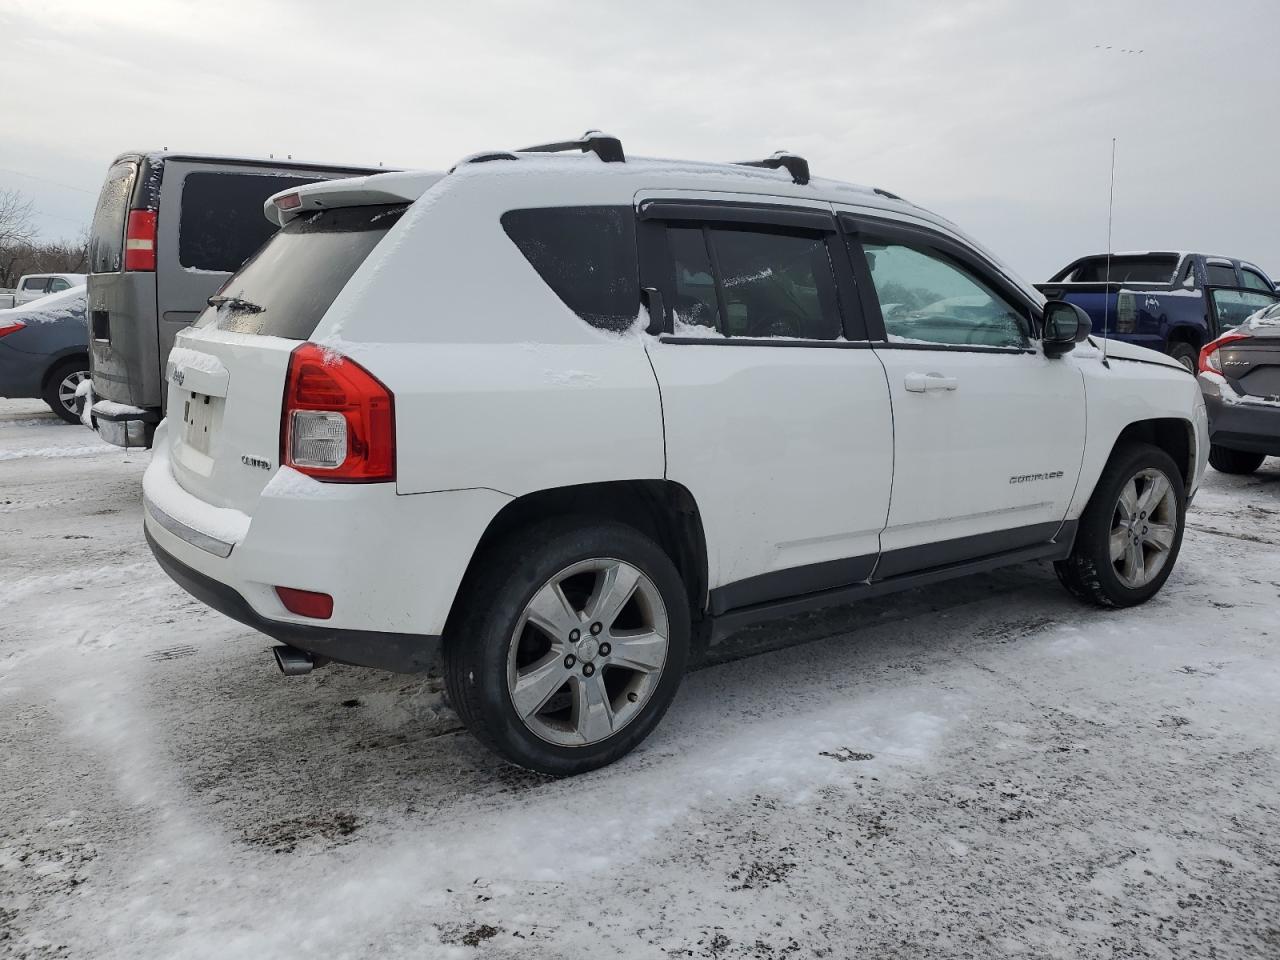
[179,172,319,273]
[861,242,1030,348]
[1205,262,1238,287]
[668,227,720,332]
[1241,268,1273,292]
[1179,259,1197,288]
[665,224,841,340]
[22,277,48,292]
[501,206,639,332]
[49,279,70,293]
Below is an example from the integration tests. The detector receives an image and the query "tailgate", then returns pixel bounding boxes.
[165,331,296,513]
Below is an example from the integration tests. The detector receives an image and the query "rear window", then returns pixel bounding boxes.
[88,160,137,274]
[1069,255,1178,283]
[501,206,639,332]
[194,204,406,340]
[179,172,322,273]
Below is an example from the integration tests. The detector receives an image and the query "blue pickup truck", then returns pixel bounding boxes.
[1037,253,1280,371]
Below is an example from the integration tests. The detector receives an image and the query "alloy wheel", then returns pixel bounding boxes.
[1110,467,1178,588]
[58,370,90,417]
[506,558,669,747]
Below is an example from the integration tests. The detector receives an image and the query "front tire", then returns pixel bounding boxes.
[1055,443,1186,608]
[1208,445,1265,475]
[443,519,691,776]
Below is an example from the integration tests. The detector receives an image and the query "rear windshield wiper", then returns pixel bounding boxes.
[207,295,264,313]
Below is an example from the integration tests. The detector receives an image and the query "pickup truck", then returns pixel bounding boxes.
[1037,253,1280,371]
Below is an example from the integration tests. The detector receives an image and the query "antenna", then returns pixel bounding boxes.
[1101,137,1116,367]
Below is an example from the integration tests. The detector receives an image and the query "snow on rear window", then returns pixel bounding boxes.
[89,161,136,274]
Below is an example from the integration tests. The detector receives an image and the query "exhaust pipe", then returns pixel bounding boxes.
[272,644,315,676]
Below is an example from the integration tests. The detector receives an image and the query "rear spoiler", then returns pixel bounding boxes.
[265,170,445,226]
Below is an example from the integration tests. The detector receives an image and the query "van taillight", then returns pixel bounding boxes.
[123,210,157,272]
[281,343,395,482]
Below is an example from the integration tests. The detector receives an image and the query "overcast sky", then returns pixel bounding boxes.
[2,0,1277,279]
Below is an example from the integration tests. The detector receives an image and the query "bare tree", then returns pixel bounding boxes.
[0,189,35,249]
[0,191,88,288]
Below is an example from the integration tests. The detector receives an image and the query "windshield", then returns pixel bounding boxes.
[194,204,406,340]
[1069,255,1179,284]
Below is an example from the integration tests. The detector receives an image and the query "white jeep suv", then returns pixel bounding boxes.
[142,133,1209,775]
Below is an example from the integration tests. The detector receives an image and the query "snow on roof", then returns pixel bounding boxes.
[112,149,388,175]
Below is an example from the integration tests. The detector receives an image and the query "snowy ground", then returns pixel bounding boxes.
[2,397,1279,960]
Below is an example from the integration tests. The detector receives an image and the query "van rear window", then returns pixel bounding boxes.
[194,204,406,340]
[89,160,137,274]
[1068,255,1178,283]
[179,172,321,273]
[501,206,639,332]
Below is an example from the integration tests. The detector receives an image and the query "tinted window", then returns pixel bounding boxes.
[501,206,639,332]
[1070,255,1178,283]
[89,160,136,274]
[49,278,70,292]
[1205,263,1238,287]
[863,243,1029,348]
[193,204,405,340]
[1241,268,1273,292]
[1211,289,1280,330]
[21,277,48,291]
[665,225,841,339]
[669,227,720,332]
[179,172,321,273]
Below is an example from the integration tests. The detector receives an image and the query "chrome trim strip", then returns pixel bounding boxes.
[144,497,235,559]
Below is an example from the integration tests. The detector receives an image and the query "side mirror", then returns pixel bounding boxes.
[1042,300,1091,358]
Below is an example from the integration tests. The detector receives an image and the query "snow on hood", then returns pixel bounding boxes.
[1079,336,1185,370]
[5,285,87,322]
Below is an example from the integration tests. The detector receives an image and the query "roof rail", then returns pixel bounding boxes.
[518,130,625,163]
[873,187,903,201]
[735,151,809,185]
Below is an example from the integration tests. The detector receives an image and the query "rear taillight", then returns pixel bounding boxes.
[275,192,302,212]
[1198,331,1250,374]
[275,585,334,619]
[1115,291,1136,333]
[0,319,25,339]
[123,210,157,272]
[281,343,395,482]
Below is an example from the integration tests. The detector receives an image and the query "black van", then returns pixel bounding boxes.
[85,151,385,446]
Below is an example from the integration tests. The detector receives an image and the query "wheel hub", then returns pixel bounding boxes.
[576,636,600,663]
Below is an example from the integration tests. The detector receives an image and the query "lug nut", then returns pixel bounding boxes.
[569,628,580,642]
[627,692,638,703]
[590,622,602,636]
[599,642,611,657]
[564,654,576,669]
[582,663,595,677]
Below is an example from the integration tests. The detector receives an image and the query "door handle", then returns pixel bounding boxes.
[904,372,959,393]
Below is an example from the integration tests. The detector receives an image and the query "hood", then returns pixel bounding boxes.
[1083,336,1186,371]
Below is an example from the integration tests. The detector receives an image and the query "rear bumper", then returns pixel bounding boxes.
[146,526,440,672]
[141,424,512,668]
[1203,391,1280,456]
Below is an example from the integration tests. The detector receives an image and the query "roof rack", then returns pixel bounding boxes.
[518,130,625,163]
[873,187,903,200]
[734,151,809,185]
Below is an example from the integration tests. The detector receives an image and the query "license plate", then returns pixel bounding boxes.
[183,393,215,455]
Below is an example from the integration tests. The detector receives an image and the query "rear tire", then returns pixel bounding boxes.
[443,518,691,776]
[1055,443,1186,608]
[1208,445,1265,475]
[42,358,90,424]
[1168,342,1197,372]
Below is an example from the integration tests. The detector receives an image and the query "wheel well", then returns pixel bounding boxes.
[1165,326,1204,351]
[41,352,89,391]
[1114,418,1193,484]
[449,479,710,626]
